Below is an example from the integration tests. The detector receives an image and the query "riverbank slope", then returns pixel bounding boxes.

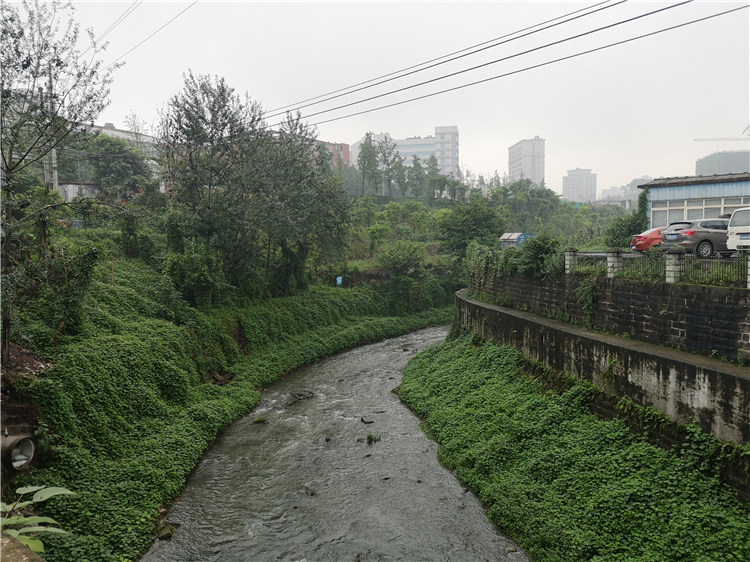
[399,334,750,562]
[4,255,452,562]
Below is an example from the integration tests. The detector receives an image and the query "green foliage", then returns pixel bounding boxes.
[88,135,153,194]
[574,276,598,327]
[12,251,452,562]
[374,240,425,275]
[1,486,76,554]
[399,336,750,562]
[513,232,562,278]
[604,188,650,248]
[465,232,563,284]
[367,433,381,445]
[436,199,505,261]
[164,240,229,308]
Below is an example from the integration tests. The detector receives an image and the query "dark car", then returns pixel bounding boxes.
[660,219,729,257]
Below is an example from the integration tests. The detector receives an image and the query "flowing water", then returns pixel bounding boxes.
[142,327,529,562]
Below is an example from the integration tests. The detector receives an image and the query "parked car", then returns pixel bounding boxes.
[726,207,750,252]
[630,226,664,252]
[660,219,729,257]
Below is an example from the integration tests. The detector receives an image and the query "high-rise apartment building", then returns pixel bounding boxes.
[563,168,597,202]
[508,136,545,184]
[350,126,459,176]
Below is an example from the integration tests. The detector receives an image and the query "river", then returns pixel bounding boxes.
[142,326,529,562]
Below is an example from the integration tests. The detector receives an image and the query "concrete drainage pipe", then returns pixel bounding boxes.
[1,435,36,471]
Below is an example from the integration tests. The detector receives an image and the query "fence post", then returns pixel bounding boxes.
[565,248,578,275]
[665,249,685,284]
[607,249,623,279]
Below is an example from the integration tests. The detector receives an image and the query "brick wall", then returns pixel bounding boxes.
[471,270,750,360]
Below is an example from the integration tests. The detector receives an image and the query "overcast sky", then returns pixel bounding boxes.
[64,0,749,195]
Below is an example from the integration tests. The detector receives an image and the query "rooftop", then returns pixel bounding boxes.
[639,172,750,188]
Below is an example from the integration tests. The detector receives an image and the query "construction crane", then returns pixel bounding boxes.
[694,125,750,142]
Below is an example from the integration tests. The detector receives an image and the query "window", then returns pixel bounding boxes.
[668,209,684,223]
[687,209,703,220]
[730,209,750,227]
[704,208,721,218]
[652,210,668,227]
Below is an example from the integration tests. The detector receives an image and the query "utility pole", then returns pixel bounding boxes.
[48,59,58,194]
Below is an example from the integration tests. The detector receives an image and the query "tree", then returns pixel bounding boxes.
[604,188,649,247]
[158,72,270,298]
[378,135,401,197]
[425,155,442,198]
[357,132,380,196]
[1,0,119,365]
[407,155,426,197]
[158,71,266,214]
[436,199,505,260]
[266,115,351,296]
[89,135,153,195]
[1,0,120,191]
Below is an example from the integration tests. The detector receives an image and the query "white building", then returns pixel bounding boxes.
[563,168,597,202]
[508,135,545,184]
[350,126,459,177]
[696,151,750,176]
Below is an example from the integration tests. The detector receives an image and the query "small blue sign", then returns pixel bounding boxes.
[336,276,343,286]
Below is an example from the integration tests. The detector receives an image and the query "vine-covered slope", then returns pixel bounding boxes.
[10,257,451,562]
[399,334,750,562]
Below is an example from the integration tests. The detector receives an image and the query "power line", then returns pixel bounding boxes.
[103,0,199,70]
[271,0,694,126]
[265,0,617,115]
[79,1,143,59]
[264,0,627,120]
[293,4,748,130]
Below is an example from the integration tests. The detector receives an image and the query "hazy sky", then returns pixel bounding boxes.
[63,1,749,195]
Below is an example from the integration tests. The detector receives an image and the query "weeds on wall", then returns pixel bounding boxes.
[573,276,598,327]
[399,335,750,562]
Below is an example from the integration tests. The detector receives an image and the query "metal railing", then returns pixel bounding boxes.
[682,254,748,288]
[566,249,749,289]
[619,252,666,282]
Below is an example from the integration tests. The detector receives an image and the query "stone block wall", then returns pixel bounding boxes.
[471,270,750,360]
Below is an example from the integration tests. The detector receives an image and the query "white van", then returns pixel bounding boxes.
[726,207,750,251]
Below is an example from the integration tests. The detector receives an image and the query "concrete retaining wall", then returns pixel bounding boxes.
[455,289,750,446]
[470,272,750,359]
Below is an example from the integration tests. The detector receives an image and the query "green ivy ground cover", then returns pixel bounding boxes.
[399,334,750,562]
[11,257,452,562]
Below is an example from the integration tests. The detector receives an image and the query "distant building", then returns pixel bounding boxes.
[350,126,459,176]
[92,122,159,160]
[696,151,750,176]
[598,175,652,208]
[639,173,750,228]
[508,135,545,184]
[562,168,597,202]
[320,141,350,167]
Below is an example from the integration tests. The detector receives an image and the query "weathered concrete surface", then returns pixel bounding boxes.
[1,533,45,562]
[455,290,750,446]
[470,271,750,359]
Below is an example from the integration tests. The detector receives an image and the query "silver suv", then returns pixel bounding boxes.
[660,219,729,257]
